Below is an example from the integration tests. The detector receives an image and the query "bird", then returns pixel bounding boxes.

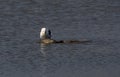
[40,28,52,40]
[40,27,90,44]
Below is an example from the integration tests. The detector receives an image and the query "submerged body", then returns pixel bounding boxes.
[40,39,55,44]
[40,39,90,44]
[40,27,90,44]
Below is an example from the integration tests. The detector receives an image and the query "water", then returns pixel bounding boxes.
[0,0,120,77]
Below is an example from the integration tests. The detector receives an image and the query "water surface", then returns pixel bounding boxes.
[0,0,120,77]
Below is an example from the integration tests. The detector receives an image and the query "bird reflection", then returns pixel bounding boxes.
[40,43,48,77]
[40,43,47,56]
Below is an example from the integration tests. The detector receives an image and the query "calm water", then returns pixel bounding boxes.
[0,0,120,77]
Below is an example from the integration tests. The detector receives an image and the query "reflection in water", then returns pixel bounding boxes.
[40,43,47,57]
[40,44,47,77]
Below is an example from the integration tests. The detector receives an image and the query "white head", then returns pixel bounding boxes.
[40,27,51,39]
[40,28,46,39]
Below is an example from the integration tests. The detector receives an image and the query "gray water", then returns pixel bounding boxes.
[0,0,120,77]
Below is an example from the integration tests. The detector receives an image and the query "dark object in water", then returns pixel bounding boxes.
[40,39,91,44]
[55,40,90,44]
[39,27,91,44]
